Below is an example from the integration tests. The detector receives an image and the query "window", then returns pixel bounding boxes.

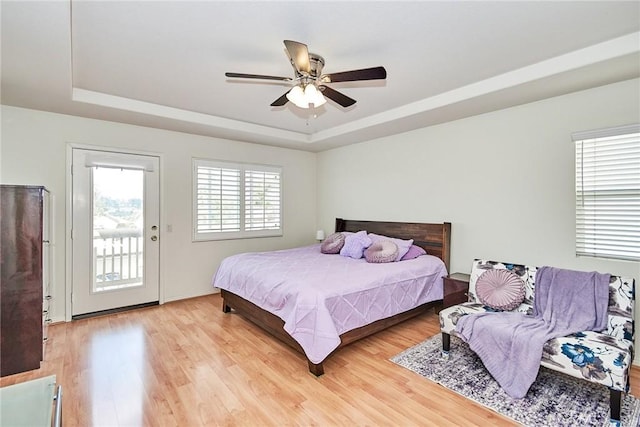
[573,124,640,262]
[193,159,282,241]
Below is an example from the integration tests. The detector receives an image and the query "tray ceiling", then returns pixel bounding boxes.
[2,1,639,152]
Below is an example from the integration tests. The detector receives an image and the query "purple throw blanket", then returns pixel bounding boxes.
[455,266,610,398]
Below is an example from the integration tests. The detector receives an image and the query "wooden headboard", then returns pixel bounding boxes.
[334,218,451,272]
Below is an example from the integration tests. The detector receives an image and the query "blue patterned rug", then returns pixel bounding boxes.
[391,334,640,427]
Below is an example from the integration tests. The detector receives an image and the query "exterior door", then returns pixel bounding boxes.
[71,149,160,316]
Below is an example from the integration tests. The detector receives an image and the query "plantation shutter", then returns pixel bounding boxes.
[193,159,282,241]
[245,168,282,231]
[195,161,241,234]
[574,124,640,262]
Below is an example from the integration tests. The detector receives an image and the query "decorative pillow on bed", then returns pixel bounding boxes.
[368,233,414,261]
[364,240,399,263]
[400,244,427,260]
[339,230,372,259]
[476,269,526,311]
[321,232,345,254]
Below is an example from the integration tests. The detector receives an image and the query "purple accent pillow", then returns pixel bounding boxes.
[368,233,413,261]
[400,244,427,261]
[339,230,372,259]
[364,240,399,263]
[476,269,525,311]
[321,232,345,254]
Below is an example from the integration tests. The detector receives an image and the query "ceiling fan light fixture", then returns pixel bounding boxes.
[305,84,326,108]
[286,84,326,109]
[286,85,305,107]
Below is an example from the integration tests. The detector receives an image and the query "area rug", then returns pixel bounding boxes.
[391,334,640,427]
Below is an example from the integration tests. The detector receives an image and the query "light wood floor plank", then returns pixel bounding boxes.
[1,293,638,426]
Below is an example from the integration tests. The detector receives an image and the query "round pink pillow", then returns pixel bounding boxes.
[476,269,525,311]
[364,240,398,263]
[321,232,345,254]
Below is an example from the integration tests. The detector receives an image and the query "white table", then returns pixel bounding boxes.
[0,375,61,427]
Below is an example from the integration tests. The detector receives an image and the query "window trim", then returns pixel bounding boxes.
[192,158,283,242]
[573,124,640,262]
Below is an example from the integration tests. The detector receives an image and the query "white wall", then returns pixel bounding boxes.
[2,78,639,358]
[317,78,640,359]
[0,106,317,322]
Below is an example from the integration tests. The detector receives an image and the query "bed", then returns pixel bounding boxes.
[212,218,451,375]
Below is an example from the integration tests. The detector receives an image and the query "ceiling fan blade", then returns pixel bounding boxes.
[322,66,387,83]
[270,91,290,107]
[283,40,311,74]
[319,85,356,107]
[225,72,291,82]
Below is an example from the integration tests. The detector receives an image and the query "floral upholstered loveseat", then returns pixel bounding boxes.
[439,259,635,425]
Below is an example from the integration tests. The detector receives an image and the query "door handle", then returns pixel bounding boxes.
[151,235,158,241]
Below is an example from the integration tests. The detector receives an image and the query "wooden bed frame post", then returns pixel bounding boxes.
[442,222,451,274]
[308,362,324,376]
[222,302,231,313]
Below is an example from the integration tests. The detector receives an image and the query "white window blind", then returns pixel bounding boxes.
[574,124,640,262]
[193,159,282,241]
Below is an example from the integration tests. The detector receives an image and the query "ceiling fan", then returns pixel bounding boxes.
[225,40,387,109]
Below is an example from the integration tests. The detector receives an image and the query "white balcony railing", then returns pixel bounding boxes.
[93,228,143,292]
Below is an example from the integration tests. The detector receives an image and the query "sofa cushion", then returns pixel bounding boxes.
[475,269,526,311]
[439,302,495,337]
[541,331,634,392]
[607,276,635,340]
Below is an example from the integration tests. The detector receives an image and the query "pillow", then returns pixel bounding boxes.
[339,230,372,259]
[368,233,413,261]
[476,269,526,311]
[400,244,427,261]
[321,232,345,254]
[364,240,399,263]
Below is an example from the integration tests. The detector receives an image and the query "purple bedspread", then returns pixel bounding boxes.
[456,266,610,398]
[212,244,447,364]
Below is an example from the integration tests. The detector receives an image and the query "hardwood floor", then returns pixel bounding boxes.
[2,294,639,426]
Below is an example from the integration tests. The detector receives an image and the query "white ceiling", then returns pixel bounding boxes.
[2,1,639,152]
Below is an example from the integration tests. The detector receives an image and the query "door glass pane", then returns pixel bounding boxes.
[92,167,144,292]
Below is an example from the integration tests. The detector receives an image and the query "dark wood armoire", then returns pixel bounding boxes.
[1,185,50,376]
